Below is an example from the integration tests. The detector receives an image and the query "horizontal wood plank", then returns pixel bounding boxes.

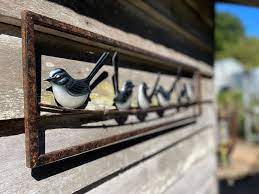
[0,125,215,193]
[125,0,212,53]
[0,0,213,74]
[83,129,216,194]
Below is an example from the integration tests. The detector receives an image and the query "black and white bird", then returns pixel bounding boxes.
[112,52,135,111]
[136,73,160,121]
[177,82,193,104]
[155,67,182,107]
[137,73,160,110]
[45,52,109,109]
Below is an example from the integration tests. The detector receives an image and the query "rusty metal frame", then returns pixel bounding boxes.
[21,10,205,168]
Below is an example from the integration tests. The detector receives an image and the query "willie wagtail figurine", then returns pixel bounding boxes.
[112,52,135,111]
[111,52,135,125]
[177,82,193,104]
[137,73,160,110]
[136,73,160,121]
[156,67,182,107]
[45,52,109,109]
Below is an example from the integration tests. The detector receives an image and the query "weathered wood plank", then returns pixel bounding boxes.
[0,1,214,72]
[0,125,214,193]
[83,129,216,194]
[163,155,218,194]
[125,0,212,53]
[143,0,213,44]
[184,0,213,27]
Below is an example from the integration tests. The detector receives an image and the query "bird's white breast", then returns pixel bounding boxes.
[186,84,194,101]
[52,84,88,109]
[138,84,150,109]
[115,95,132,111]
[157,93,170,107]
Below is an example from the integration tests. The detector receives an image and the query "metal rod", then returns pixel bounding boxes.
[38,115,196,166]
[0,100,213,137]
[39,101,210,115]
[21,11,40,168]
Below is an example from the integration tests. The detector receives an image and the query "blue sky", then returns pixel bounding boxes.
[216,3,259,38]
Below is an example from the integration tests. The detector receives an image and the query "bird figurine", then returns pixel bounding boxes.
[112,52,135,124]
[155,67,182,116]
[177,82,193,105]
[156,67,182,107]
[112,52,135,111]
[138,73,160,110]
[136,73,160,121]
[44,52,109,109]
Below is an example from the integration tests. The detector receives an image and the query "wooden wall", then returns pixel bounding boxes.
[0,0,217,193]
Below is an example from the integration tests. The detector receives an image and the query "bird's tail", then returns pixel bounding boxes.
[169,67,182,93]
[85,52,109,83]
[90,71,109,91]
[112,52,119,95]
[149,72,161,99]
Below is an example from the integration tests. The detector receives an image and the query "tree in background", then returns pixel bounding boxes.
[215,12,244,54]
[215,12,259,69]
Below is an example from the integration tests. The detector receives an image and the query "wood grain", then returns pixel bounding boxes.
[0,1,217,193]
[0,0,213,73]
[125,0,212,53]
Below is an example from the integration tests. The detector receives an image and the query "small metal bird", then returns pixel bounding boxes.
[136,73,160,121]
[177,82,193,104]
[111,52,134,125]
[45,52,109,109]
[156,67,182,107]
[112,52,135,111]
[138,73,160,110]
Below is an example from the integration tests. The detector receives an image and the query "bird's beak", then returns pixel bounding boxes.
[44,77,53,82]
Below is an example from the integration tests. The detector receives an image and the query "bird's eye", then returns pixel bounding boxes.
[55,74,61,79]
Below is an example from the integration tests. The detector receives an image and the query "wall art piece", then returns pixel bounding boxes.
[21,10,209,169]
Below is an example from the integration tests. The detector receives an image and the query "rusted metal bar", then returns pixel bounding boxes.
[38,115,196,166]
[39,101,208,115]
[21,11,40,168]
[0,100,213,137]
[0,118,24,136]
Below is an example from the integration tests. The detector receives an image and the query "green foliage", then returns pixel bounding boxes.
[218,90,245,138]
[230,38,259,69]
[215,12,259,69]
[215,12,244,52]
[217,89,243,110]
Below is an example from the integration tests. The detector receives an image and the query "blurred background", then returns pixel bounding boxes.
[215,2,259,194]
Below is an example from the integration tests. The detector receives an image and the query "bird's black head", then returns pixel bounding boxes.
[142,82,149,90]
[156,85,165,93]
[122,80,135,93]
[44,68,70,85]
